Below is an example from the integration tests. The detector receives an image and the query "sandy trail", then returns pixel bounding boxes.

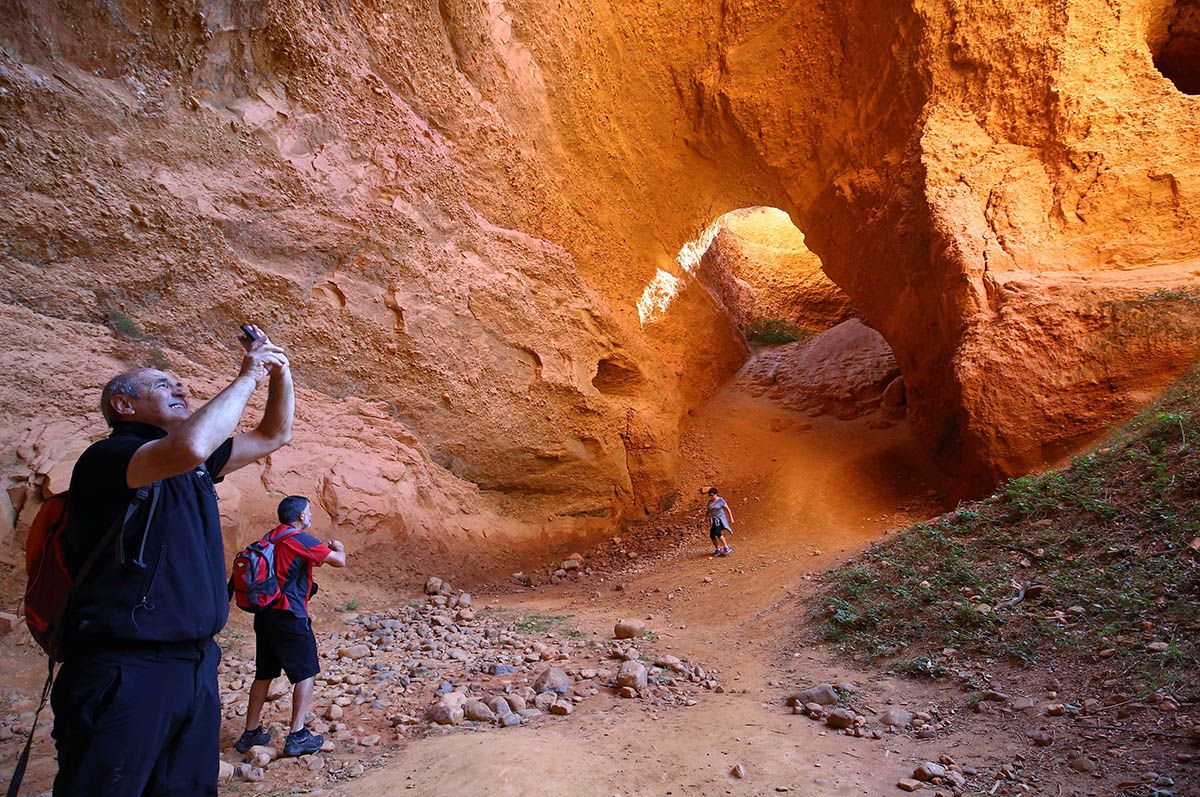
[343,385,984,796]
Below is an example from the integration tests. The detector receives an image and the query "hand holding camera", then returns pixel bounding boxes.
[237,323,288,386]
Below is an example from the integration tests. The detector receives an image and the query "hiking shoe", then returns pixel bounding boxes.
[234,725,271,754]
[723,546,732,555]
[711,550,723,557]
[284,728,324,757]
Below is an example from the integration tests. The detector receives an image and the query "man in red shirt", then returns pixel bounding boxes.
[235,496,347,757]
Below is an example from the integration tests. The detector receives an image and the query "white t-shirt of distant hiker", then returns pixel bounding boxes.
[707,497,731,528]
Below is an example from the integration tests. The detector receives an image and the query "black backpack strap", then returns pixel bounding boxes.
[5,657,53,797]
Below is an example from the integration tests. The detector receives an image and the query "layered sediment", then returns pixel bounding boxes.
[1,0,1197,567]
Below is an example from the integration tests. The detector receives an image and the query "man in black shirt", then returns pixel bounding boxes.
[52,325,294,796]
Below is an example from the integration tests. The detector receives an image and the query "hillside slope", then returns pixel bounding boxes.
[817,366,1200,764]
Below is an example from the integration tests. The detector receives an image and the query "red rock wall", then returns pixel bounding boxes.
[1,0,1198,571]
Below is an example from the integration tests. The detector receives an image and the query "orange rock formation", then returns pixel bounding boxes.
[1,0,1198,566]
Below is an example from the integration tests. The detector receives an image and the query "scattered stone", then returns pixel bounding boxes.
[614,619,646,639]
[1068,756,1098,773]
[1146,641,1171,653]
[897,779,923,792]
[788,683,838,707]
[426,703,464,725]
[878,708,914,728]
[463,700,497,723]
[338,644,371,660]
[617,660,648,691]
[1027,729,1054,746]
[499,712,521,728]
[533,667,571,695]
[0,613,21,635]
[324,705,343,721]
[424,577,444,595]
[218,761,235,783]
[235,763,264,782]
[914,762,946,781]
[825,708,855,729]
[549,701,573,715]
[731,763,746,779]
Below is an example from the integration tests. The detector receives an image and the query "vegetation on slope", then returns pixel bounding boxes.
[818,368,1200,696]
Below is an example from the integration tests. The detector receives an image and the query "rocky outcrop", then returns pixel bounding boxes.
[1,0,1198,563]
[739,320,900,420]
[697,208,855,332]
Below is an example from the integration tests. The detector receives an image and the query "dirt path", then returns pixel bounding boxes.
[342,387,990,796]
[0,376,1116,796]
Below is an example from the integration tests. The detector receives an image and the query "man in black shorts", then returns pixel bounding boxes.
[235,495,346,757]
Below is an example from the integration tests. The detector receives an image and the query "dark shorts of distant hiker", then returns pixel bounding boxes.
[710,519,728,541]
[254,609,320,684]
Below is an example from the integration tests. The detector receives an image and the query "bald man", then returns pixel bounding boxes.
[51,326,294,797]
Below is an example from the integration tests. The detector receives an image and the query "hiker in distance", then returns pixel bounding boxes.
[53,325,293,796]
[235,495,347,757]
[704,487,735,557]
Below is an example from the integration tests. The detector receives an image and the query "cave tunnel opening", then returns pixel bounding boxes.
[1151,0,1200,95]
[624,206,948,557]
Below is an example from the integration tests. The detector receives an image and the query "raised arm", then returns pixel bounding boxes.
[224,361,295,474]
[323,540,347,568]
[125,345,286,488]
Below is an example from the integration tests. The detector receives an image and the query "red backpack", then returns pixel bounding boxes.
[10,484,158,797]
[229,527,300,613]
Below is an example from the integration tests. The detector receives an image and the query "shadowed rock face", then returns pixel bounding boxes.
[1,0,1198,562]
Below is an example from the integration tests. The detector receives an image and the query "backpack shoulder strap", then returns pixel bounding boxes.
[268,527,303,545]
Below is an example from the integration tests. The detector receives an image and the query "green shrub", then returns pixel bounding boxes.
[744,319,811,346]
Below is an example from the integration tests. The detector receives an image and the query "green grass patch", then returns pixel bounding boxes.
[105,306,148,339]
[816,367,1200,694]
[744,319,812,346]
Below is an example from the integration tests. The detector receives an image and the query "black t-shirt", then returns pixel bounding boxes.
[66,421,233,647]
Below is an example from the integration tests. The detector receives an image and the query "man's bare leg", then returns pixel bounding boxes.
[290,676,315,733]
[245,678,272,732]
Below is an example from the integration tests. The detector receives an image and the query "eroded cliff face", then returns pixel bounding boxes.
[1,0,1198,568]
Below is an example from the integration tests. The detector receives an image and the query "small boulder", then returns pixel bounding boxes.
[614,619,646,639]
[617,660,648,691]
[485,696,512,716]
[913,762,946,781]
[426,703,464,725]
[463,700,496,723]
[424,576,444,595]
[338,644,371,660]
[788,683,838,707]
[825,708,855,729]
[533,667,571,695]
[877,708,913,728]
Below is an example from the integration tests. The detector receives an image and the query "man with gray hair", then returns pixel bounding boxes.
[51,325,294,796]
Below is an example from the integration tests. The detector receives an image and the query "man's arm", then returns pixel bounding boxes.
[126,346,286,488]
[323,540,347,568]
[224,363,295,474]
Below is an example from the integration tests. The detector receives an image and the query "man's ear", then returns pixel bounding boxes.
[111,395,136,418]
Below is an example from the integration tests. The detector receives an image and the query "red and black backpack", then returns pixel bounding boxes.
[229,527,300,613]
